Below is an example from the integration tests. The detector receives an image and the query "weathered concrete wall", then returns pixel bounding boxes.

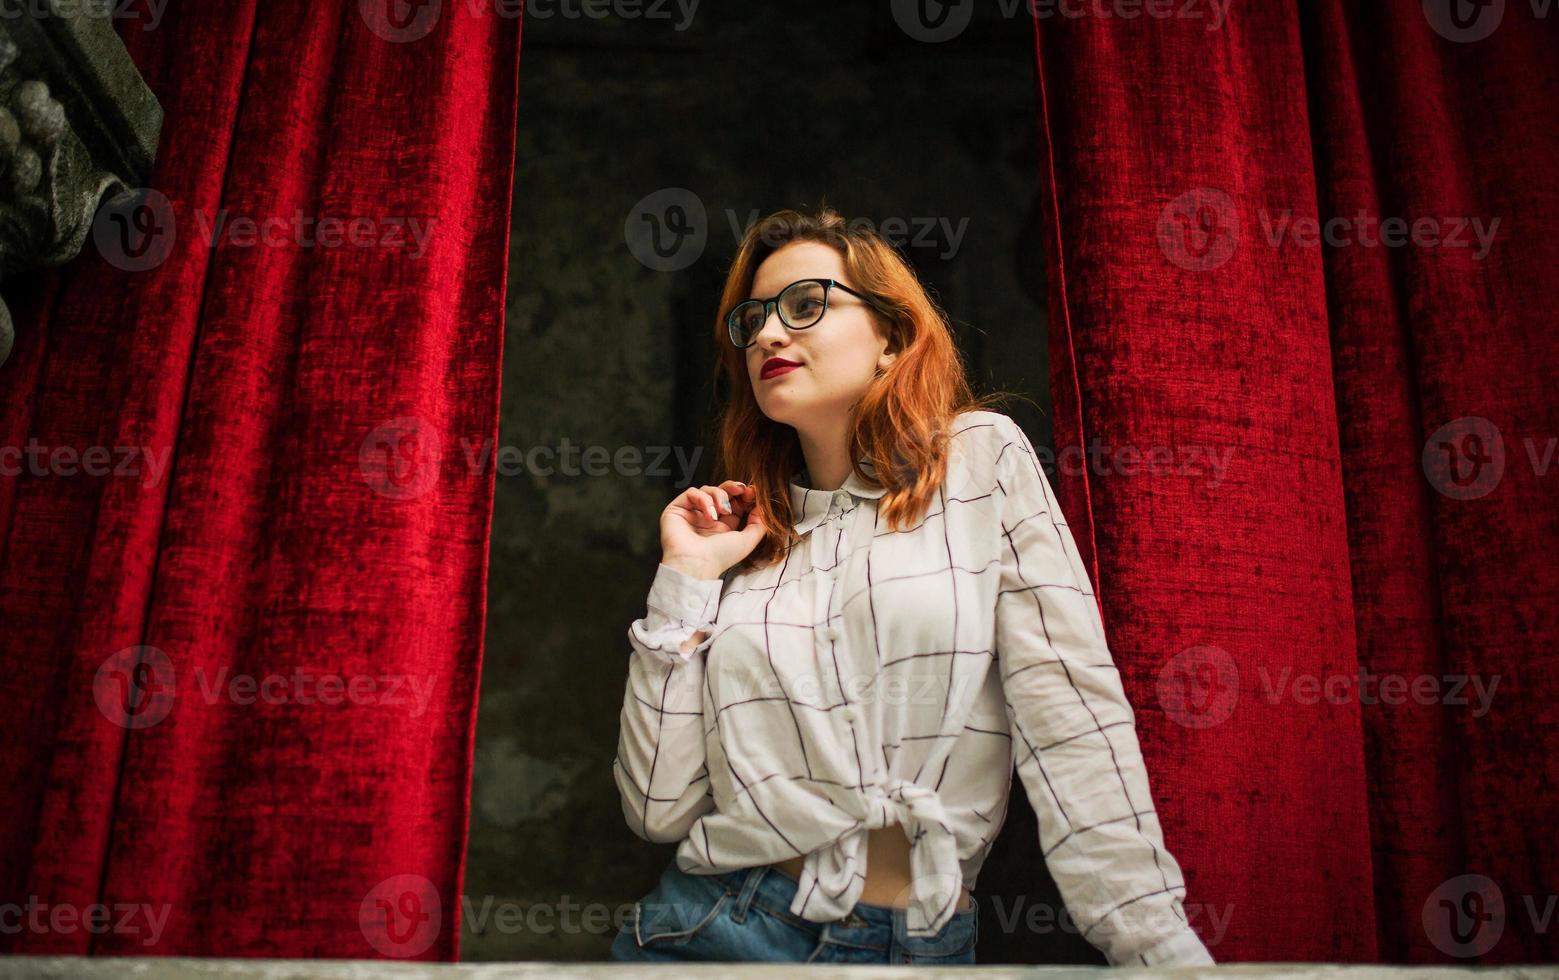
[465,2,1063,963]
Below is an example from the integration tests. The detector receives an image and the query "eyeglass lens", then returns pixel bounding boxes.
[731,280,828,346]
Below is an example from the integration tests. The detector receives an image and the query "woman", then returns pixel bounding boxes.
[609,205,1214,966]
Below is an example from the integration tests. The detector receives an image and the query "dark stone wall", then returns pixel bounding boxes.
[464,1,1095,964]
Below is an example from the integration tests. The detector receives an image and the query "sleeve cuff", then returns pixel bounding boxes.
[626,563,724,666]
[648,562,724,625]
[1127,926,1216,967]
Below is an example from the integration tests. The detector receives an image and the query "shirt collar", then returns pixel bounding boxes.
[788,456,887,535]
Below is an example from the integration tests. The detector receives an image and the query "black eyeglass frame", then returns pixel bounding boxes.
[725,277,893,349]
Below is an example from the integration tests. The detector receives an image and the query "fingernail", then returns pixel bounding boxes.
[721,500,732,514]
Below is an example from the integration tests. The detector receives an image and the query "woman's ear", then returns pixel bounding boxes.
[876,315,903,357]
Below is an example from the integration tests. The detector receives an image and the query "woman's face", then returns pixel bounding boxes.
[744,241,897,427]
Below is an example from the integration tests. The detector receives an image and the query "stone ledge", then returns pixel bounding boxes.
[1,958,1556,980]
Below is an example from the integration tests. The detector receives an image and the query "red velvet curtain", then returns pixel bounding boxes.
[0,0,521,959]
[1030,0,1556,964]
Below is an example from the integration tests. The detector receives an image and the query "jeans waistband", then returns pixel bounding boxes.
[709,863,908,932]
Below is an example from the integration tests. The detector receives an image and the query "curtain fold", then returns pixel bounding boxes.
[1029,0,1557,963]
[0,0,522,960]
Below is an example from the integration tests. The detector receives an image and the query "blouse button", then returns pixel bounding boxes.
[840,706,856,723]
[822,625,840,642]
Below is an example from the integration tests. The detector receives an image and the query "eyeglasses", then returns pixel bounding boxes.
[726,278,891,349]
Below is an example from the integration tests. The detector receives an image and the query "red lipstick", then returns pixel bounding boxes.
[761,357,802,380]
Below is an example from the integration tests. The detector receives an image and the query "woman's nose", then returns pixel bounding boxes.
[751,308,789,350]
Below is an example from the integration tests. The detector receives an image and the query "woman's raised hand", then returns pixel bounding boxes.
[660,479,768,581]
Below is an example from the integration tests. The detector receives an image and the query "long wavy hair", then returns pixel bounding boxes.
[711,202,1027,573]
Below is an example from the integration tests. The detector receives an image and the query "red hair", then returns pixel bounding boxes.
[710,202,1030,572]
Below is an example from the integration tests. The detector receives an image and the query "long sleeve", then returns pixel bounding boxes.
[990,419,1215,967]
[612,561,723,844]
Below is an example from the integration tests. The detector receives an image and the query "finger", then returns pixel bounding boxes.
[674,488,702,523]
[721,480,752,506]
[688,488,718,522]
[741,510,767,537]
[700,485,732,516]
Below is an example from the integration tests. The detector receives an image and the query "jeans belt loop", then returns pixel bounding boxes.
[729,866,767,923]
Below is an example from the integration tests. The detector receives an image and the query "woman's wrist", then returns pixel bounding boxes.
[661,555,724,581]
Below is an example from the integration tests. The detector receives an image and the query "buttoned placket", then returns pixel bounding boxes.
[773,449,994,937]
[816,488,858,727]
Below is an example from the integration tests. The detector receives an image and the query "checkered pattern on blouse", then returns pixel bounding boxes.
[613,410,1212,965]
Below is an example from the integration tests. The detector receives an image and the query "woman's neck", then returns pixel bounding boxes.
[796,418,854,491]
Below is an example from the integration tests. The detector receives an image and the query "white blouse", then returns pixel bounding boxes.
[612,410,1213,966]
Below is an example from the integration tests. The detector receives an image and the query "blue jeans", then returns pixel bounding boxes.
[609,858,979,964]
